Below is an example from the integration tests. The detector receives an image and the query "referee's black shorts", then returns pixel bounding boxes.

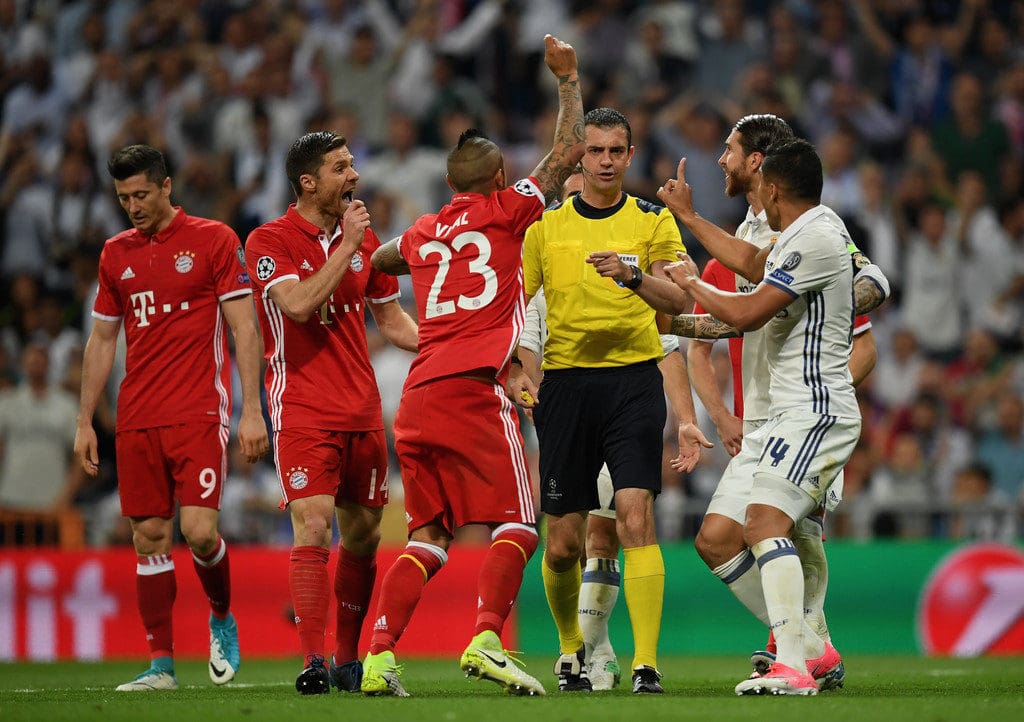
[534,359,666,515]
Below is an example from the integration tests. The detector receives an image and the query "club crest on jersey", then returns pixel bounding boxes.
[780,251,802,271]
[236,247,246,268]
[288,467,310,490]
[350,252,364,272]
[174,251,195,274]
[256,256,276,281]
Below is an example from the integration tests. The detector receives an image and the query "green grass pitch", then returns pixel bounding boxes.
[3,655,1023,722]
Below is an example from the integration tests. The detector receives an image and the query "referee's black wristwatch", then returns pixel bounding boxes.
[621,264,643,290]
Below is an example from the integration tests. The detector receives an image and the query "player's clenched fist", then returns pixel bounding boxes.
[341,199,369,250]
[543,34,578,78]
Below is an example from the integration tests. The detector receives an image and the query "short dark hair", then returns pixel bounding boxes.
[107,144,168,184]
[733,114,793,156]
[584,107,631,148]
[286,131,348,197]
[761,138,822,203]
[446,129,502,193]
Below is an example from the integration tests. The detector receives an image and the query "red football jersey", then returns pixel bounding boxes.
[399,178,545,391]
[694,259,872,420]
[92,209,251,431]
[245,206,399,432]
[694,259,746,417]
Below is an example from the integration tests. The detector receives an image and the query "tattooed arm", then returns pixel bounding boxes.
[531,35,585,203]
[668,313,742,339]
[854,275,886,315]
[370,238,410,276]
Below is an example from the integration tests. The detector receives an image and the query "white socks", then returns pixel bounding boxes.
[579,557,620,658]
[751,537,806,671]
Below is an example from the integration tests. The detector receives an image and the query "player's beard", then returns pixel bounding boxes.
[724,167,749,198]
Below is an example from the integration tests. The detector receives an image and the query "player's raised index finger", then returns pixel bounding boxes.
[677,157,687,181]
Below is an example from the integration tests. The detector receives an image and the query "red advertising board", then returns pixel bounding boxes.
[918,542,1024,656]
[0,545,513,661]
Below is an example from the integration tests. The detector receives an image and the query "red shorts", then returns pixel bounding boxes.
[274,428,389,508]
[394,377,536,535]
[116,423,229,518]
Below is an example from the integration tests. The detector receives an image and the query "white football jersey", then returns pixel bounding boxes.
[731,207,774,422]
[761,206,858,419]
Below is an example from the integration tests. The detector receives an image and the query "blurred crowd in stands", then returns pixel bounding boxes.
[1,0,1024,546]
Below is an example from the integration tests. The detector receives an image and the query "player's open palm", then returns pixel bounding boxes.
[542,34,577,77]
[671,421,714,473]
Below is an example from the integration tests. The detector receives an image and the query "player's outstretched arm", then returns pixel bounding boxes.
[660,348,714,473]
[668,313,741,339]
[586,253,694,314]
[656,158,767,281]
[687,340,743,457]
[370,238,410,276]
[531,34,585,203]
[221,295,270,463]
[75,318,120,477]
[666,253,791,332]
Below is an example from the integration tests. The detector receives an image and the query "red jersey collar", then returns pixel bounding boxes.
[284,204,340,242]
[130,206,187,244]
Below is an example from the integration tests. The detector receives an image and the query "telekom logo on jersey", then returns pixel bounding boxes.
[130,290,190,327]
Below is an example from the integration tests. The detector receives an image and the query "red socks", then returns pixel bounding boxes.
[192,536,231,618]
[333,546,376,664]
[368,542,447,654]
[289,546,331,658]
[136,553,176,659]
[475,525,538,636]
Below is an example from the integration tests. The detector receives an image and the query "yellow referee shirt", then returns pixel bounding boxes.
[523,193,684,369]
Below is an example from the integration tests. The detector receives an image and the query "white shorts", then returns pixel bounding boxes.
[590,464,616,519]
[705,419,768,525]
[825,469,844,512]
[748,411,861,522]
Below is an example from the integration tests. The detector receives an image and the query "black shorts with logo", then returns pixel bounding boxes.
[534,359,666,515]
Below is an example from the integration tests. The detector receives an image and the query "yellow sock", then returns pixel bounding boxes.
[623,544,664,670]
[542,554,584,654]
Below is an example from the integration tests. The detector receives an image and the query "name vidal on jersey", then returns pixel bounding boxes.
[436,211,470,238]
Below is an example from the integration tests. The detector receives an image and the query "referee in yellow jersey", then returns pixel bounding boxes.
[512,108,712,694]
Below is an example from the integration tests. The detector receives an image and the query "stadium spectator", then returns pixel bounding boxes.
[931,72,1012,197]
[975,393,1024,504]
[0,342,78,514]
[899,201,963,361]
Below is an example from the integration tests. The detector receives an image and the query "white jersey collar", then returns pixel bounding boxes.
[776,205,827,246]
[745,206,768,226]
